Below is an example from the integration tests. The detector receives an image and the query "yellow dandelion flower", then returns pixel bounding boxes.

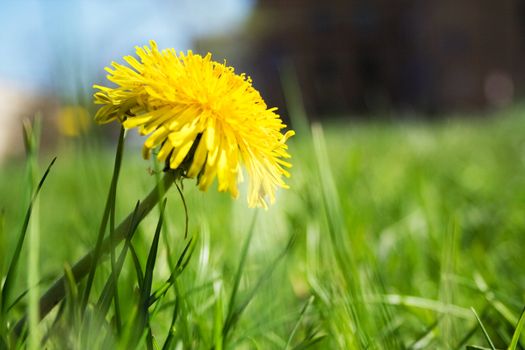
[55,105,91,137]
[93,40,294,208]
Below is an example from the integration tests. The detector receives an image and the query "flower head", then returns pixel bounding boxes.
[94,40,294,208]
[56,105,91,137]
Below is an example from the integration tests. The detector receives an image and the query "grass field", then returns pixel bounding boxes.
[1,108,525,349]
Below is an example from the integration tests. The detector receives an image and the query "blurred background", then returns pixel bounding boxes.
[3,3,525,347]
[1,0,524,160]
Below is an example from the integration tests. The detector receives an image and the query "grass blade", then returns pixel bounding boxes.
[141,200,167,317]
[0,156,56,316]
[0,209,5,279]
[26,120,42,350]
[160,240,196,350]
[96,201,142,316]
[279,59,310,138]
[376,294,473,319]
[285,295,314,350]
[221,212,258,343]
[149,237,195,306]
[129,199,166,348]
[213,280,224,350]
[161,287,181,350]
[291,335,326,350]
[407,317,441,349]
[128,243,145,291]
[63,263,80,328]
[222,233,294,345]
[12,171,178,337]
[81,127,125,311]
[508,306,525,350]
[40,298,67,347]
[475,273,519,327]
[471,307,496,350]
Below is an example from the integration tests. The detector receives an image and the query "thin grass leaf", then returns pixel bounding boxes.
[439,217,460,347]
[475,273,519,327]
[96,201,141,327]
[150,156,181,279]
[213,281,224,350]
[63,263,80,326]
[0,209,5,274]
[27,129,42,350]
[7,275,55,313]
[291,335,326,350]
[223,234,294,345]
[508,306,525,350]
[12,172,178,338]
[141,199,167,306]
[471,307,497,350]
[95,244,128,316]
[0,156,56,315]
[376,294,473,319]
[82,127,125,312]
[455,323,483,350]
[221,212,258,343]
[226,243,289,330]
[285,295,314,349]
[21,117,41,155]
[160,239,196,350]
[453,305,491,350]
[146,329,155,350]
[117,305,140,350]
[311,123,371,347]
[7,118,44,350]
[407,317,441,349]
[172,280,194,347]
[128,199,166,348]
[40,300,66,348]
[149,238,195,306]
[311,124,353,270]
[0,332,7,350]
[110,201,140,335]
[161,291,180,350]
[128,243,145,291]
[372,317,404,348]
[279,59,310,139]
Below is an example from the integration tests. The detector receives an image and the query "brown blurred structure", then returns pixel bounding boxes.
[0,83,61,161]
[196,0,525,118]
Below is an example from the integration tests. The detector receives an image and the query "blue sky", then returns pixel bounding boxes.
[0,0,254,93]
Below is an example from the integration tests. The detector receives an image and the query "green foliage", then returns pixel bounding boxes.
[1,108,525,348]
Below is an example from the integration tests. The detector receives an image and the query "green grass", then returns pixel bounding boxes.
[1,107,525,349]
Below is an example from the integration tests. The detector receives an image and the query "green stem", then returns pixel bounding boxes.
[13,171,179,337]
